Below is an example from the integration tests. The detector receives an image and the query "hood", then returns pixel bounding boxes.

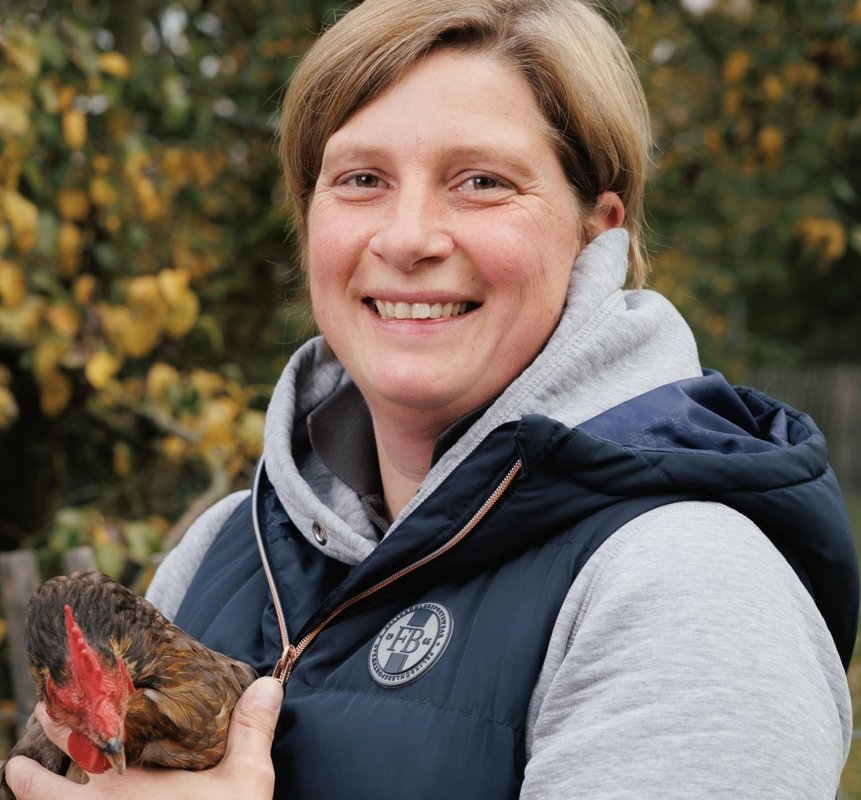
[541,371,858,669]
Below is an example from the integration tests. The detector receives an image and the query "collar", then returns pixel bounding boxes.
[307,382,490,530]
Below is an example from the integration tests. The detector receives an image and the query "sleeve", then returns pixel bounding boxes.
[145,490,250,620]
[520,501,852,800]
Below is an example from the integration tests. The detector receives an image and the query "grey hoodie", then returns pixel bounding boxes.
[148,230,851,798]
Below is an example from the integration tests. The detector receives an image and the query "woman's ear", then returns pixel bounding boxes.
[589,191,625,236]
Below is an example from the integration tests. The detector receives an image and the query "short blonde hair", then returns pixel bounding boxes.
[279,0,651,285]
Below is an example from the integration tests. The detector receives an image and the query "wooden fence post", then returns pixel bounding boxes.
[61,545,98,574]
[0,550,39,738]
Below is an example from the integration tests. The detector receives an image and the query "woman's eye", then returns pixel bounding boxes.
[345,174,380,189]
[460,175,507,192]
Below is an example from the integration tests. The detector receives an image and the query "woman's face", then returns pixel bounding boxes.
[308,50,608,428]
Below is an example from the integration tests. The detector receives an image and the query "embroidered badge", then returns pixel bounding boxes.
[369,602,453,687]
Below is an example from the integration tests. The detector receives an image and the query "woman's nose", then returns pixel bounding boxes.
[368,186,454,269]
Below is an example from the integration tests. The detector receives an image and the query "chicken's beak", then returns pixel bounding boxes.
[99,737,126,774]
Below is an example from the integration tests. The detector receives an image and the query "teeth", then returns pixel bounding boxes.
[373,300,468,320]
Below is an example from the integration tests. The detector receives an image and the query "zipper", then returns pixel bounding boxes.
[252,458,523,686]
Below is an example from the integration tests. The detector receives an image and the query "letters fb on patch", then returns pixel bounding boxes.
[369,602,453,687]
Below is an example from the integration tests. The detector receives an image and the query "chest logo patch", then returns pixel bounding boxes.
[369,602,453,687]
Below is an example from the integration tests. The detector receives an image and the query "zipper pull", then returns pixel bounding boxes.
[272,644,298,686]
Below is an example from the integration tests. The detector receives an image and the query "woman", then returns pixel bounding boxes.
[7,0,857,797]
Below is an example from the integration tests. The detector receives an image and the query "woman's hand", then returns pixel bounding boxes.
[4,677,283,800]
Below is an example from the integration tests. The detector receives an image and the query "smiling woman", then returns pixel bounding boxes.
[7,0,856,799]
[308,50,622,514]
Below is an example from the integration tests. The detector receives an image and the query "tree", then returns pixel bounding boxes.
[619,0,861,373]
[0,0,343,571]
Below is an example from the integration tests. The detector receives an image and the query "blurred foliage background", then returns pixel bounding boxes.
[1,0,860,792]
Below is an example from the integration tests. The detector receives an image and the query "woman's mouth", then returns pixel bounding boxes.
[367,299,476,320]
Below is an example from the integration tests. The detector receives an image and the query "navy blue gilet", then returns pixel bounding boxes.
[174,372,858,800]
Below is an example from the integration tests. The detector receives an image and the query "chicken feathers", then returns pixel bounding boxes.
[0,571,257,798]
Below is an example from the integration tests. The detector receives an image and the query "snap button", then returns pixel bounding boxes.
[312,521,327,545]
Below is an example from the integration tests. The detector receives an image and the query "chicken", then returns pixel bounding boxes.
[0,571,257,798]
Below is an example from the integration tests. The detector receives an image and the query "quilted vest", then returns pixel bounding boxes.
[174,377,858,799]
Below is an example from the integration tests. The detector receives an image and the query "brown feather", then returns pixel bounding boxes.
[0,572,257,799]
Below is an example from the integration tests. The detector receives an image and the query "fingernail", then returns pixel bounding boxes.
[248,677,284,712]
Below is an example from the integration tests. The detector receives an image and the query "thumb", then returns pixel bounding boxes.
[5,755,82,800]
[221,677,283,769]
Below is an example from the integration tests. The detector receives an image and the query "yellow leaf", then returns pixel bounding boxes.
[2,23,40,77]
[757,125,784,167]
[156,269,188,303]
[33,339,69,382]
[40,370,73,418]
[705,126,723,156]
[45,302,81,339]
[0,188,39,252]
[190,369,224,398]
[158,269,199,338]
[123,317,161,358]
[90,176,118,208]
[0,296,45,344]
[98,51,132,80]
[133,176,162,221]
[73,273,97,305]
[57,85,77,112]
[99,301,162,359]
[161,148,191,184]
[164,292,199,339]
[85,351,121,390]
[797,218,847,264]
[237,410,265,459]
[723,51,751,85]
[762,74,783,104]
[57,189,90,222]
[0,260,27,309]
[62,108,87,150]
[0,385,19,428]
[188,151,222,189]
[126,275,162,309]
[146,362,180,402]
[197,397,241,457]
[722,89,742,118]
[0,91,32,136]
[57,222,83,276]
[98,303,133,354]
[161,434,187,462]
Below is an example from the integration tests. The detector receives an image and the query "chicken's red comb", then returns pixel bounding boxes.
[64,604,105,687]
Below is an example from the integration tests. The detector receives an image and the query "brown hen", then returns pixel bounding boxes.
[0,571,257,798]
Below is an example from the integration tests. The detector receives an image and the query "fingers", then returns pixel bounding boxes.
[227,677,283,747]
[4,756,81,800]
[218,677,282,791]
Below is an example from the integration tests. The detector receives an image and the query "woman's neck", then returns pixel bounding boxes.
[370,408,448,523]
